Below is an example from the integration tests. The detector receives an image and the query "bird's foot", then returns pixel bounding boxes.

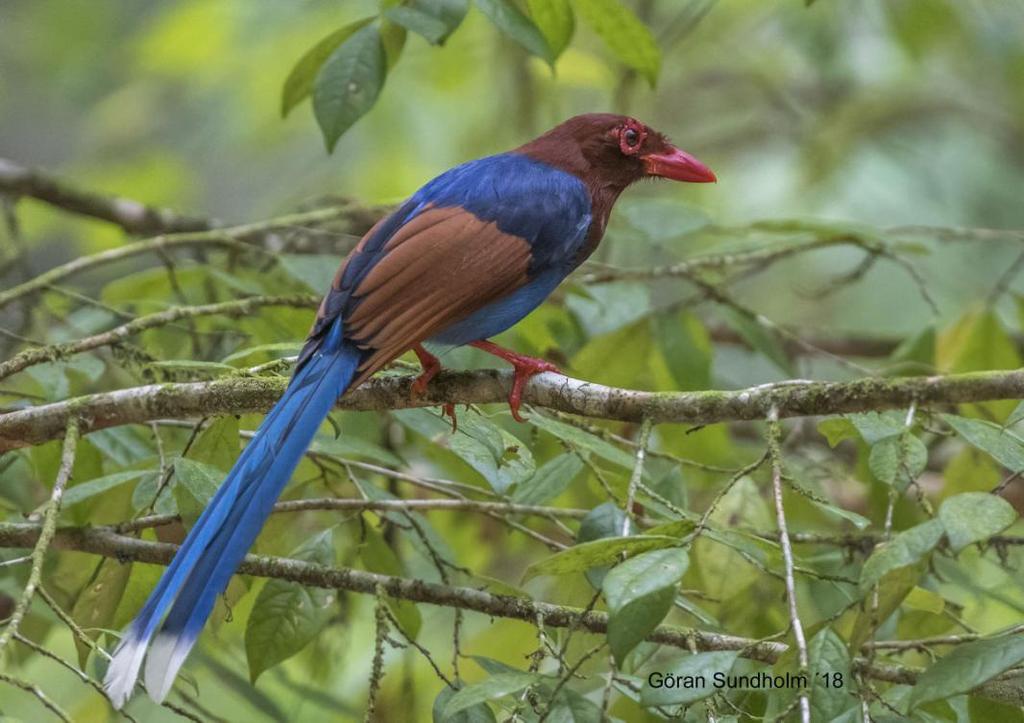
[410,344,442,397]
[411,344,459,432]
[469,340,561,422]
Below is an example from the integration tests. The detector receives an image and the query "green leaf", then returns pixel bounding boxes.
[572,0,660,84]
[131,472,175,515]
[577,502,628,588]
[522,535,682,582]
[938,308,1020,419]
[1007,400,1024,427]
[546,687,603,722]
[720,307,793,375]
[354,477,459,566]
[442,672,539,718]
[603,549,688,663]
[62,470,146,508]
[868,432,927,491]
[529,414,634,468]
[527,0,574,59]
[848,564,920,651]
[808,497,871,530]
[640,651,739,706]
[112,561,164,629]
[433,684,497,723]
[943,414,1024,472]
[71,558,131,668]
[172,458,222,527]
[808,628,853,721]
[379,17,407,69]
[938,492,1018,552]
[448,414,534,494]
[903,586,945,615]
[656,310,712,391]
[474,0,552,62]
[817,417,858,448]
[512,452,583,505]
[245,530,336,683]
[890,324,935,374]
[578,502,627,542]
[938,308,1019,375]
[910,634,1024,708]
[848,411,905,444]
[968,695,1024,723]
[221,342,304,366]
[312,24,387,152]
[281,17,377,117]
[188,416,239,472]
[603,548,688,612]
[859,519,944,590]
[358,522,422,639]
[279,254,343,294]
[385,6,450,44]
[416,0,470,44]
[311,434,403,467]
[567,282,650,337]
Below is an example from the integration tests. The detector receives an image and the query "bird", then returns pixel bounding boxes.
[103,113,715,707]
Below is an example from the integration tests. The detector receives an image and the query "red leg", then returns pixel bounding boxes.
[411,344,459,432]
[411,344,441,396]
[470,340,561,422]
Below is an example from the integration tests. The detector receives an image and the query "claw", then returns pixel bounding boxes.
[411,344,441,397]
[469,340,561,422]
[442,402,458,433]
[411,345,459,431]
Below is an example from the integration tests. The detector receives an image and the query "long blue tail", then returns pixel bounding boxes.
[104,319,360,707]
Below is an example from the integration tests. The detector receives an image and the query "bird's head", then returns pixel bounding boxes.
[519,113,716,190]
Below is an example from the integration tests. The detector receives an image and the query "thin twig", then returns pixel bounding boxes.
[766,407,810,723]
[114,497,592,534]
[0,523,1020,705]
[0,295,318,381]
[0,672,72,722]
[622,417,652,536]
[0,418,79,651]
[365,587,389,722]
[12,632,139,723]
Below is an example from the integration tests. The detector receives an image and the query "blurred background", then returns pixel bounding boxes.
[3,1,1024,361]
[3,1,1024,721]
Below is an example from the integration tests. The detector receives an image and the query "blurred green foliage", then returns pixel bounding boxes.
[2,1,1024,721]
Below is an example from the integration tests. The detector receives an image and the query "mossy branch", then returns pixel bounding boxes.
[3,367,1024,451]
[0,522,1020,706]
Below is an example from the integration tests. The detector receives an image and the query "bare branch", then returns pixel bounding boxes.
[0,206,362,313]
[0,419,79,652]
[622,417,652,536]
[0,294,318,381]
[766,408,810,723]
[0,157,211,235]
[0,671,72,722]
[113,497,592,534]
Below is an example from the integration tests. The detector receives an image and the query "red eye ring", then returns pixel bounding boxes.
[619,121,647,155]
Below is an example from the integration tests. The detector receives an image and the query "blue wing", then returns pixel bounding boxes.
[308,153,592,355]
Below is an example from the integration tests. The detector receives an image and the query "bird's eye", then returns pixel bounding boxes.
[624,128,640,147]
